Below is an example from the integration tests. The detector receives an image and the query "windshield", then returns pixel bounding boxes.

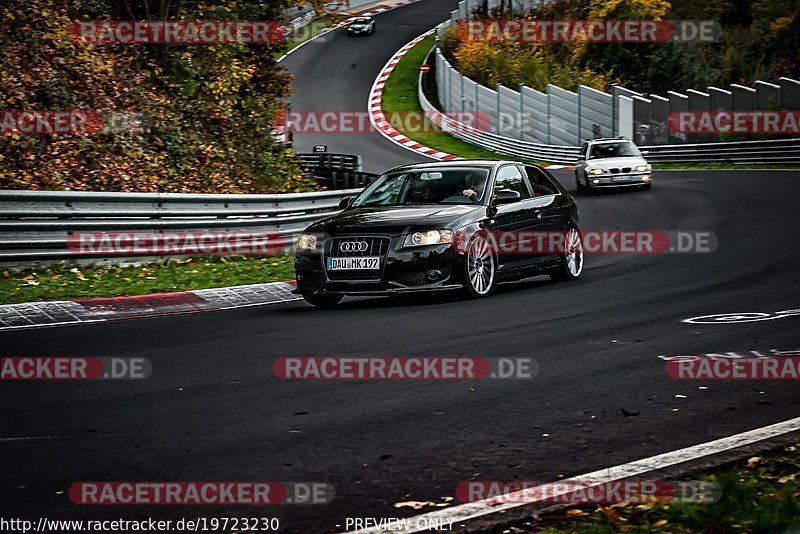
[352,167,491,207]
[352,18,370,24]
[587,142,641,159]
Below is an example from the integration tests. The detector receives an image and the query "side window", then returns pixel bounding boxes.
[579,142,588,159]
[494,165,531,200]
[524,166,560,197]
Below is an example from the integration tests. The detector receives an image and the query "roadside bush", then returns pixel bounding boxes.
[0,0,312,194]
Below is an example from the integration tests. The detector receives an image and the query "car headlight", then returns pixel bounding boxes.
[635,164,652,172]
[587,168,608,175]
[296,234,317,251]
[404,230,454,247]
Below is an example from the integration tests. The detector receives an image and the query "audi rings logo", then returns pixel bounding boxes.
[339,241,368,253]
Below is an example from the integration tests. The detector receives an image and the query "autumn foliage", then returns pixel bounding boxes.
[0,0,317,193]
[441,0,800,94]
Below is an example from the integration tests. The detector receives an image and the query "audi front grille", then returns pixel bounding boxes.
[324,237,390,281]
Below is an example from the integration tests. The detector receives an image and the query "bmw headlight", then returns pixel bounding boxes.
[635,164,652,172]
[587,168,608,175]
[296,234,317,251]
[404,230,454,247]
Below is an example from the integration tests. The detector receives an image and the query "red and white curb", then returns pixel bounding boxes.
[278,0,424,63]
[367,31,576,171]
[368,30,459,161]
[0,281,301,331]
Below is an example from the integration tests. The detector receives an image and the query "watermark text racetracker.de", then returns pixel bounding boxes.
[455,230,717,255]
[273,356,537,380]
[1,517,281,533]
[68,20,286,45]
[279,110,494,135]
[670,110,800,135]
[1,357,151,380]
[456,19,721,43]
[68,232,286,256]
[666,357,800,380]
[1,110,150,136]
[68,481,334,505]
[457,479,722,505]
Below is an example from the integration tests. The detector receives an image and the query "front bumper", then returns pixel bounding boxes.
[294,236,464,296]
[587,173,652,187]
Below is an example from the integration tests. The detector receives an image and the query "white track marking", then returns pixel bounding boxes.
[345,415,800,533]
[0,436,61,442]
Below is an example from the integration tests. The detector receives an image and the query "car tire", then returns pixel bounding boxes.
[550,227,584,282]
[642,183,652,190]
[302,293,344,308]
[461,234,496,299]
[575,172,584,192]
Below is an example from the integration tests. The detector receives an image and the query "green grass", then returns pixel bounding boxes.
[383,37,800,171]
[508,443,800,533]
[380,35,548,166]
[0,254,295,304]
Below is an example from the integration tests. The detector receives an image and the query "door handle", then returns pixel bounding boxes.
[534,210,542,219]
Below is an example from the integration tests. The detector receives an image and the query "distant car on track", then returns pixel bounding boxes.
[575,137,652,194]
[347,17,375,36]
[294,160,582,307]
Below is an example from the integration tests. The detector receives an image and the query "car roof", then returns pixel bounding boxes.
[386,159,525,173]
[587,137,633,144]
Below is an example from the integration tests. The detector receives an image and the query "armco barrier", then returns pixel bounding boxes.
[297,153,377,189]
[297,153,363,172]
[0,188,361,266]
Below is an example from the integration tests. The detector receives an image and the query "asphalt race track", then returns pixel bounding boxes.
[281,0,454,172]
[3,0,800,532]
[4,173,800,530]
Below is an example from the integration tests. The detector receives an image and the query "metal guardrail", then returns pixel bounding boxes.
[297,152,378,189]
[641,139,800,164]
[419,52,800,164]
[0,188,362,266]
[297,153,363,172]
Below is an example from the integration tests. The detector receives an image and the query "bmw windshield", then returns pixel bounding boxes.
[351,167,491,207]
[588,142,641,159]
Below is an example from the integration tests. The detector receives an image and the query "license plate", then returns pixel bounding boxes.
[327,257,381,270]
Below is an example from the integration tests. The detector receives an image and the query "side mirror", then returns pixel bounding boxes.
[640,150,649,156]
[338,196,354,209]
[494,189,521,205]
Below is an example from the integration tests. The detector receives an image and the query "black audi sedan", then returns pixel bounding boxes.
[293,160,583,306]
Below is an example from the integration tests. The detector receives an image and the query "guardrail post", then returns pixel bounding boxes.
[519,84,525,141]
[779,77,800,109]
[577,88,582,146]
[546,88,551,144]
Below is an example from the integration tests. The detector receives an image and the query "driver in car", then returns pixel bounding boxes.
[462,173,485,202]
[420,182,436,203]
